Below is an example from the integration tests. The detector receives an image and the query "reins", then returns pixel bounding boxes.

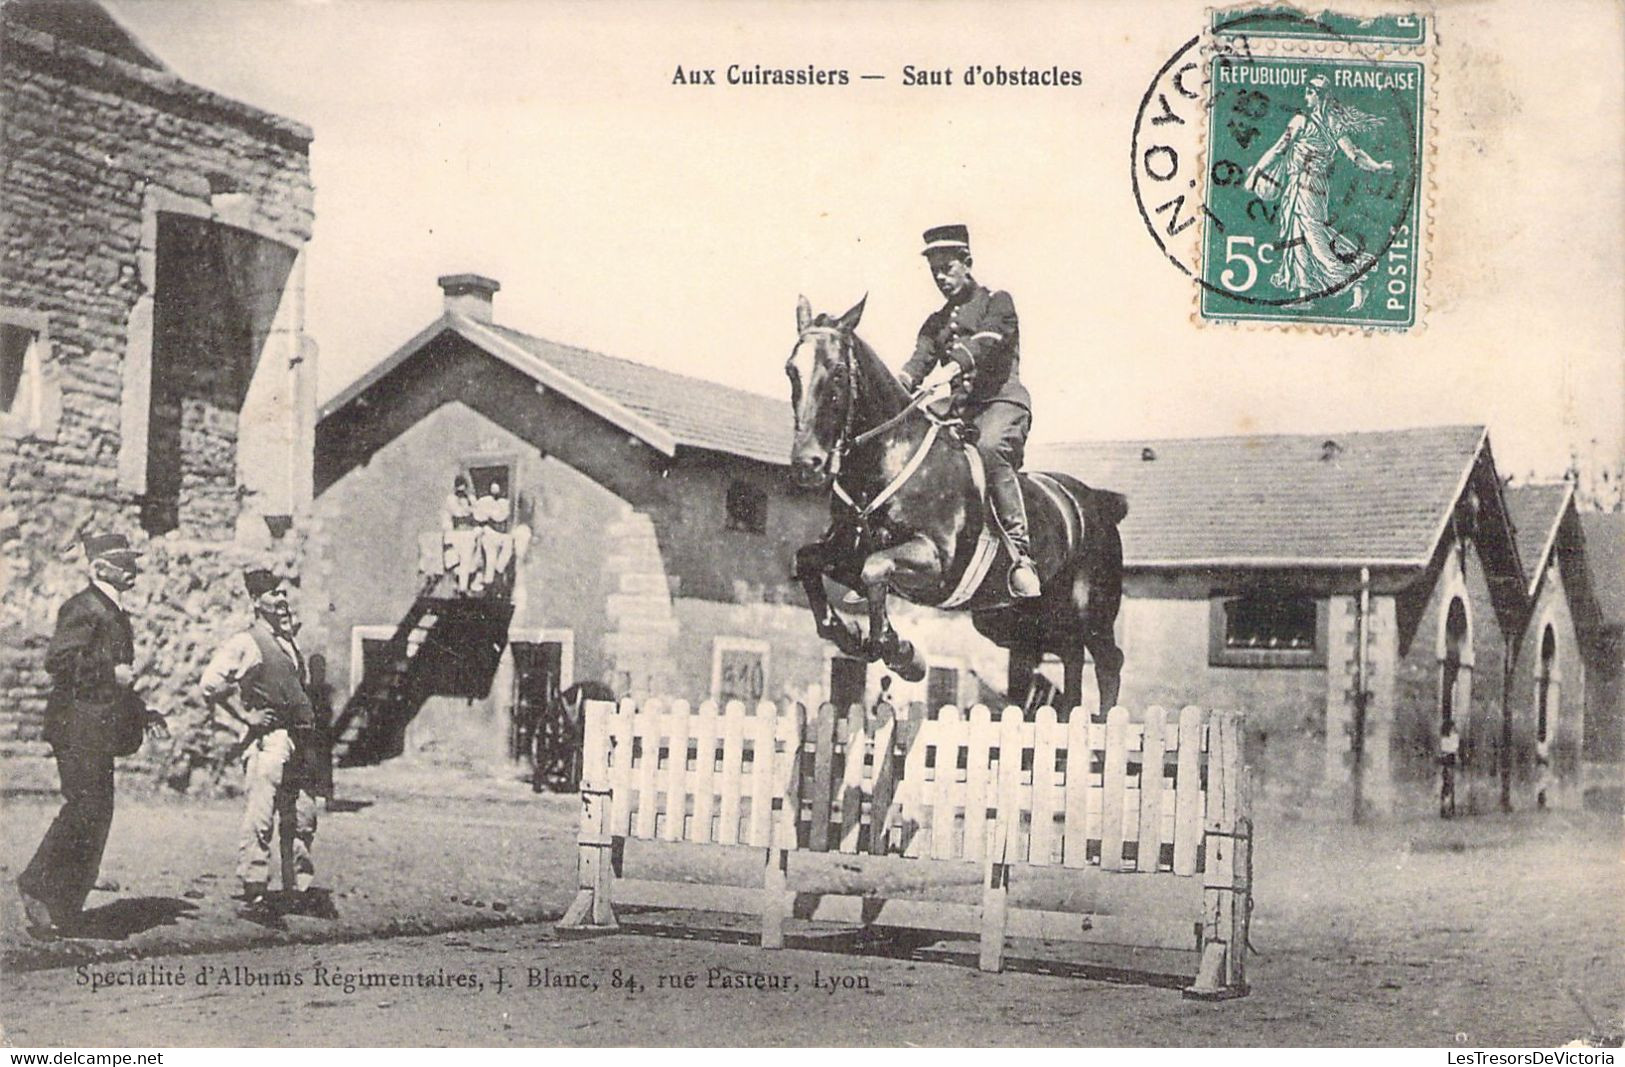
[796,324,955,519]
[850,379,953,447]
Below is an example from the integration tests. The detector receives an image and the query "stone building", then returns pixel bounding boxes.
[0,0,316,784]
[1031,427,1546,819]
[312,274,1001,770]
[1577,510,1625,803]
[313,273,1613,819]
[1502,483,1599,809]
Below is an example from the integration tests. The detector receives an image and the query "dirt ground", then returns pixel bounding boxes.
[2,763,1621,1046]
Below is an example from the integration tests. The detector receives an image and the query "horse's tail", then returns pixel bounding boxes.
[1092,488,1129,527]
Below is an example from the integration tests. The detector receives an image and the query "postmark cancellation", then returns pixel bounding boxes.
[1132,5,1438,332]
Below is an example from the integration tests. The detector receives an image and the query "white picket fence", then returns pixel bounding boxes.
[561,697,1252,998]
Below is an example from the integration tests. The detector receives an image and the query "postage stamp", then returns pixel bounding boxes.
[1129,5,1435,331]
[1199,9,1428,328]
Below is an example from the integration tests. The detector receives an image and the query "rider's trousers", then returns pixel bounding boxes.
[970,401,1034,559]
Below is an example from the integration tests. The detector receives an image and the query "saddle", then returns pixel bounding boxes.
[941,451,1117,610]
[939,445,1021,608]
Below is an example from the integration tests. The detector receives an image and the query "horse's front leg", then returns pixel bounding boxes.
[794,540,865,657]
[860,536,940,682]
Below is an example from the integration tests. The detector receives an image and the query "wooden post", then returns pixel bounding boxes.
[1185,711,1249,999]
[762,840,789,949]
[559,785,618,930]
[979,712,1019,973]
[760,700,799,949]
[561,699,619,932]
[978,829,1010,972]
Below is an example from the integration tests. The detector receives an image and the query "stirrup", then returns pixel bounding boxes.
[1008,558,1041,598]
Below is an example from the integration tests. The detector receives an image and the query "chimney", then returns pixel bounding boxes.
[438,273,500,324]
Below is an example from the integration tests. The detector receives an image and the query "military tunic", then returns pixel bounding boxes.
[899,285,1030,412]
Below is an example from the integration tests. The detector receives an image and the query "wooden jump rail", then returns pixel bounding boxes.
[560,697,1252,999]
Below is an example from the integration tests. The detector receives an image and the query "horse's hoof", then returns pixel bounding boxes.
[822,622,864,657]
[892,641,927,683]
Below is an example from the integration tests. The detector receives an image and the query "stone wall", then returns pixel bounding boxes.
[0,12,314,773]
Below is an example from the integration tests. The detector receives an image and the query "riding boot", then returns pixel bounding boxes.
[987,464,1040,597]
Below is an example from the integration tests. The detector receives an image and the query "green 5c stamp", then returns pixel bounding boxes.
[1199,14,1425,327]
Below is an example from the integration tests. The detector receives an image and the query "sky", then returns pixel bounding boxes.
[104,0,1624,482]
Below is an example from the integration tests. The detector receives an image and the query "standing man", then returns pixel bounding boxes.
[1533,735,1552,810]
[201,569,321,915]
[897,224,1039,597]
[17,533,166,937]
[1438,718,1460,818]
[475,480,514,591]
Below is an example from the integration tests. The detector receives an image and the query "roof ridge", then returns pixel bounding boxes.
[1033,424,1488,449]
[487,322,787,411]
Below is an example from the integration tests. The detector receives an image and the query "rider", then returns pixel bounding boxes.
[897,224,1039,598]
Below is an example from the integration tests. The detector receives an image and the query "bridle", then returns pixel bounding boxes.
[793,325,859,479]
[793,323,953,518]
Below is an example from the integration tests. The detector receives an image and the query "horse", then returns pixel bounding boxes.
[785,295,1127,717]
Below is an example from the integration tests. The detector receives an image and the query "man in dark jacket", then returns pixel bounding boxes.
[201,568,322,914]
[17,533,165,937]
[898,224,1039,596]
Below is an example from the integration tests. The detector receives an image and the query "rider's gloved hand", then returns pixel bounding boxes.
[919,362,961,393]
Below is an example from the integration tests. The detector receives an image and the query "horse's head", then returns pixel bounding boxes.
[785,294,866,488]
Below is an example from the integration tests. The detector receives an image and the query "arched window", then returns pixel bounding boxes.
[1537,624,1558,743]
[1440,596,1470,729]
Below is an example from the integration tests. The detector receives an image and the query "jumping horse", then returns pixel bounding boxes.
[786,296,1127,716]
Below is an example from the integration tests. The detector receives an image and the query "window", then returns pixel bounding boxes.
[140,213,298,537]
[713,638,769,704]
[1537,624,1557,742]
[725,481,767,534]
[1208,594,1327,667]
[0,316,46,436]
[465,464,512,502]
[1224,597,1315,650]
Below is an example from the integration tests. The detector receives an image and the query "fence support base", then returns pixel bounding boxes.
[558,788,619,932]
[1183,940,1247,999]
[761,847,789,949]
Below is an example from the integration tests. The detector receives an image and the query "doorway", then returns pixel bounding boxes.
[509,640,564,761]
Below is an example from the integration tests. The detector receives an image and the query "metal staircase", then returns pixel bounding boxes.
[331,579,514,766]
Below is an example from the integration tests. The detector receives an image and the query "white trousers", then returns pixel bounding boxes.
[237,729,317,891]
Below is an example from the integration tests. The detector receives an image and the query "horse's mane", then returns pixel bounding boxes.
[810,313,910,418]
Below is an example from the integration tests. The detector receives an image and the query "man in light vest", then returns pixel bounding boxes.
[201,568,322,915]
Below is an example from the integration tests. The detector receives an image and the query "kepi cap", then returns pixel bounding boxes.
[921,224,971,256]
[83,533,139,561]
[243,568,282,598]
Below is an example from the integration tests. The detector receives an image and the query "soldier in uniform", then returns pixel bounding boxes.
[17,533,166,937]
[898,224,1040,597]
[200,568,323,915]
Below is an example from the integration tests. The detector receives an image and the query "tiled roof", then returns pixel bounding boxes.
[1580,512,1625,627]
[1027,426,1489,567]
[323,310,1505,573]
[1504,483,1573,591]
[486,324,793,466]
[6,0,170,71]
